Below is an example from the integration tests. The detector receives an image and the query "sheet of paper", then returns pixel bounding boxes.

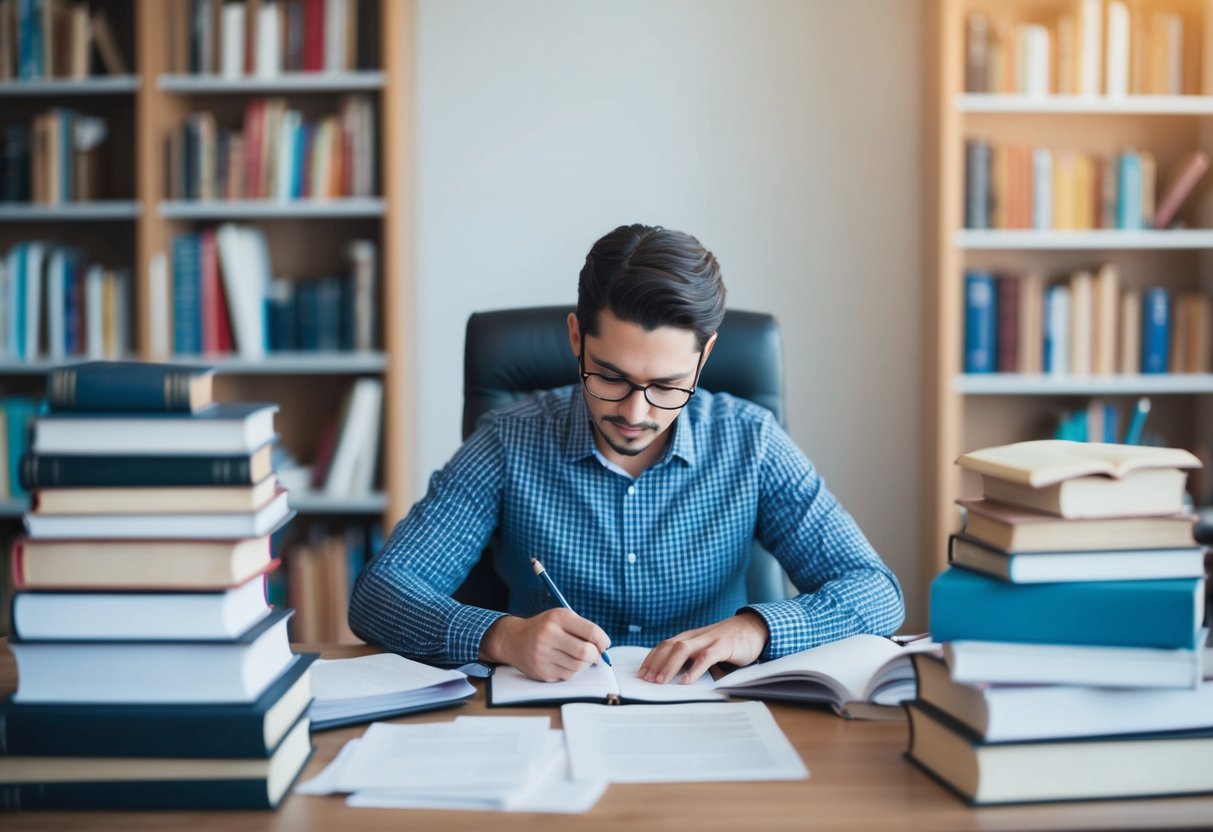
[294,737,361,796]
[611,647,726,702]
[311,653,467,699]
[561,701,808,784]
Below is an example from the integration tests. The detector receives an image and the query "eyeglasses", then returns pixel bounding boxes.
[579,344,704,411]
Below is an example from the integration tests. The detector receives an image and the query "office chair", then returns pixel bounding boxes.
[455,305,789,610]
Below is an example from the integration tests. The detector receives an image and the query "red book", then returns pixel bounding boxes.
[1154,150,1210,229]
[303,0,324,72]
[996,274,1021,372]
[215,262,235,353]
[199,230,221,354]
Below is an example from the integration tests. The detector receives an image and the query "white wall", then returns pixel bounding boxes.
[414,0,927,623]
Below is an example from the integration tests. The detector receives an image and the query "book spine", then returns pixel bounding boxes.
[995,275,1019,372]
[1141,287,1171,374]
[20,452,258,488]
[46,366,203,413]
[172,233,202,355]
[964,271,997,373]
[1117,151,1143,229]
[0,778,284,811]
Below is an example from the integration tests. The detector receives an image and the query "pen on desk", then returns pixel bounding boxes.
[530,557,612,667]
[1124,396,1151,445]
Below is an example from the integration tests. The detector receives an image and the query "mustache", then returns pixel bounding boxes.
[602,415,659,431]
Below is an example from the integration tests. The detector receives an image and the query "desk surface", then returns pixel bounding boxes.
[2,642,1212,831]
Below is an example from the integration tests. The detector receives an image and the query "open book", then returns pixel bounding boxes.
[956,440,1200,488]
[713,634,940,719]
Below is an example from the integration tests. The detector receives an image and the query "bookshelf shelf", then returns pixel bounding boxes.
[954,374,1213,396]
[288,491,390,515]
[0,202,142,221]
[955,229,1213,250]
[188,352,389,375]
[957,93,1213,115]
[158,198,386,219]
[157,72,386,94]
[0,77,141,96]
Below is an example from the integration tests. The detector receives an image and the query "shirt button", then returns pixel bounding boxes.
[626,552,637,564]
[628,624,642,634]
[626,485,635,496]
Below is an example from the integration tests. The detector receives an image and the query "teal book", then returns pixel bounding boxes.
[46,361,216,413]
[929,567,1204,649]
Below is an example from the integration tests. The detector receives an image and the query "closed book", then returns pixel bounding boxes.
[20,443,274,488]
[309,653,475,731]
[32,475,278,515]
[914,653,1213,743]
[957,499,1196,552]
[905,700,1213,805]
[979,467,1190,519]
[963,271,997,373]
[1043,282,1070,374]
[0,714,311,811]
[1154,150,1209,228]
[995,275,1019,372]
[940,634,1207,690]
[0,652,316,758]
[25,487,293,540]
[45,361,216,413]
[930,568,1205,649]
[11,572,272,641]
[10,607,294,704]
[31,401,277,454]
[1142,286,1171,373]
[11,535,274,590]
[948,533,1205,583]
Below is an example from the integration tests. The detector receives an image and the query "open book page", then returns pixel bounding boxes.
[957,440,1200,487]
[561,701,807,783]
[611,646,726,702]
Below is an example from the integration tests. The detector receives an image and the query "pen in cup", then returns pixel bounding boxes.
[530,557,612,667]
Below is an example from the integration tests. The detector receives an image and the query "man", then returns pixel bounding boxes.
[349,224,904,684]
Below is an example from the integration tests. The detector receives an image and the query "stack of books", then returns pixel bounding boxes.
[909,439,1213,805]
[0,361,315,811]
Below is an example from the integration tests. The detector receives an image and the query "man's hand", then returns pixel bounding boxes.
[638,611,769,685]
[479,608,611,682]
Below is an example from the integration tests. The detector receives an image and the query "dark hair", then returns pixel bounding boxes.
[576,224,726,349]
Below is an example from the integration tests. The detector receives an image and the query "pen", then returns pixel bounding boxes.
[530,557,612,667]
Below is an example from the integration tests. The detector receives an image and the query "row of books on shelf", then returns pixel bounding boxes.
[167,0,375,78]
[1,112,110,204]
[165,95,375,202]
[0,0,127,82]
[2,362,313,810]
[170,227,377,356]
[908,439,1212,805]
[1,242,130,362]
[964,266,1211,375]
[965,1,1200,97]
[964,141,1208,231]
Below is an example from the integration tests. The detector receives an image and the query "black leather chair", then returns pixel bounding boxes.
[455,305,789,610]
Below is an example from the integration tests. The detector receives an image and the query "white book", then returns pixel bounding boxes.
[1045,283,1070,375]
[255,0,280,78]
[348,239,377,351]
[45,249,65,360]
[917,652,1213,743]
[1032,148,1053,229]
[1068,270,1092,374]
[12,576,271,641]
[148,250,169,357]
[325,378,382,497]
[220,1,246,79]
[1164,12,1184,94]
[216,224,268,358]
[942,634,1206,689]
[84,263,105,358]
[23,241,44,360]
[348,378,383,495]
[325,0,345,72]
[1106,0,1130,97]
[1019,23,1051,96]
[1078,0,1102,96]
[10,608,293,704]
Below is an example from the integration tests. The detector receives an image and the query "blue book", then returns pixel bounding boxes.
[964,272,997,373]
[1141,287,1171,374]
[930,567,1204,649]
[17,0,41,80]
[46,361,216,412]
[1117,151,1143,229]
[172,234,202,354]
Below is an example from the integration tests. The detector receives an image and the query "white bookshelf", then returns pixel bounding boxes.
[957,93,1213,115]
[956,229,1213,250]
[955,374,1213,396]
[159,198,386,219]
[0,76,140,96]
[158,71,385,94]
[0,201,141,221]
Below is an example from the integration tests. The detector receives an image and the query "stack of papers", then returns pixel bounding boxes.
[297,717,606,813]
[308,653,476,730]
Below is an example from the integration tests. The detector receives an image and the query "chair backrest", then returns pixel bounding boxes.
[457,306,789,609]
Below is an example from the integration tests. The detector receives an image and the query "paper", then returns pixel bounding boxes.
[308,653,475,727]
[561,701,808,783]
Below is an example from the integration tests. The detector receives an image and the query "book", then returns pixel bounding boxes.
[487,645,727,707]
[1154,150,1209,228]
[11,572,272,641]
[905,700,1213,805]
[0,652,316,758]
[940,633,1208,690]
[45,361,216,413]
[914,653,1213,743]
[32,475,278,515]
[31,402,277,455]
[24,486,293,539]
[978,467,1189,519]
[957,498,1196,552]
[956,439,1201,488]
[963,271,996,373]
[930,567,1205,650]
[713,634,941,720]
[20,442,274,488]
[1142,286,1171,373]
[948,533,1206,583]
[0,715,311,811]
[9,608,294,704]
[89,8,128,74]
[11,535,274,590]
[308,652,477,730]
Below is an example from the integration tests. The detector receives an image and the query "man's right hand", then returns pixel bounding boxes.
[479,609,611,682]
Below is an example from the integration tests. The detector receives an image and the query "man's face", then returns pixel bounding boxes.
[568,310,713,471]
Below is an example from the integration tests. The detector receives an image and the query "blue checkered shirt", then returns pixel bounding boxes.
[348,385,904,666]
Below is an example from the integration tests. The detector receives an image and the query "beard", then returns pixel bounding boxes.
[593,415,659,457]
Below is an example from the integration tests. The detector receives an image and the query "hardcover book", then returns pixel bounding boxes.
[20,443,275,488]
[45,361,215,413]
[957,498,1196,552]
[30,402,278,455]
[947,533,1205,583]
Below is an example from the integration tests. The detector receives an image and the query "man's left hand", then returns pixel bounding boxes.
[637,611,769,685]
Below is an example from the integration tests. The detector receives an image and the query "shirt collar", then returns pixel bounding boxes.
[563,387,698,468]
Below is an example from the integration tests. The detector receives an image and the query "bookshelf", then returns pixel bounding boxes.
[0,0,417,641]
[926,0,1213,585]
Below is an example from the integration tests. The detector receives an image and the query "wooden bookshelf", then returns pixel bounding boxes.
[926,0,1213,583]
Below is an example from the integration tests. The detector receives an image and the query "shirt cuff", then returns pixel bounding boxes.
[741,601,814,661]
[446,605,510,666]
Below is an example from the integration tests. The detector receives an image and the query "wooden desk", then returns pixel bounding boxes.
[2,643,1211,831]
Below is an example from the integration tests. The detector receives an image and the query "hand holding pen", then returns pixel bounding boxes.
[531,558,612,667]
